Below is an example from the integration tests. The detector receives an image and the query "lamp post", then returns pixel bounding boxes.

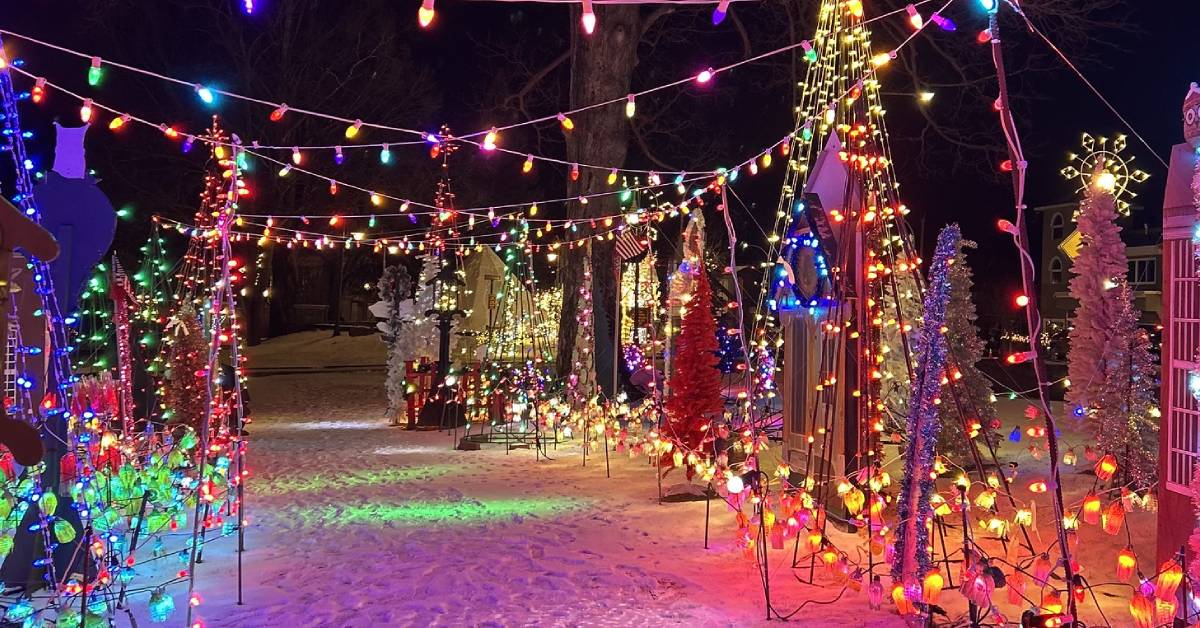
[417,262,466,429]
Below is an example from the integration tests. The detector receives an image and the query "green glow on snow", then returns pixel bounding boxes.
[257,465,457,496]
[302,497,585,527]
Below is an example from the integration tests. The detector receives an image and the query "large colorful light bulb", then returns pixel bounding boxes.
[79,98,94,123]
[195,84,216,105]
[712,0,730,25]
[88,56,103,86]
[418,0,436,28]
[581,0,596,34]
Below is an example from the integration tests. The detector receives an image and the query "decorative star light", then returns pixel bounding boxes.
[1060,132,1150,215]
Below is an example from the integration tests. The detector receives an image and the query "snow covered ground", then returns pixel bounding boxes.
[135,368,902,627]
[243,330,385,370]
[114,333,1157,627]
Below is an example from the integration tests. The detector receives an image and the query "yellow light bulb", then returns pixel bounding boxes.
[418,0,436,28]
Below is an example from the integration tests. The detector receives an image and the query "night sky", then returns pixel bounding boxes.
[1,0,1196,326]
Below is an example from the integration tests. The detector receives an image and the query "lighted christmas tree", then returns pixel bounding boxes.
[74,263,116,372]
[132,224,172,424]
[162,304,209,428]
[664,265,722,474]
[1094,285,1158,488]
[485,247,560,363]
[716,316,745,375]
[1065,170,1156,482]
[936,239,998,459]
[1066,177,1129,413]
[1067,170,1158,487]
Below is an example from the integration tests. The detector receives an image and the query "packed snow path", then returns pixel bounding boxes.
[156,370,907,627]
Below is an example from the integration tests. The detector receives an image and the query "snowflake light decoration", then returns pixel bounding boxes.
[1061,132,1149,215]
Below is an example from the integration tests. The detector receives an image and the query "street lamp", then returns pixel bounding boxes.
[417,261,467,429]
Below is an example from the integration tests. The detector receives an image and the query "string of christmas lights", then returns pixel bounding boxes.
[7,60,812,229]
[0,0,947,161]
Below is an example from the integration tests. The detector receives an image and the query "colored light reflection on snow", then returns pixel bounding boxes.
[307,497,586,527]
[273,419,390,431]
[373,445,451,456]
[257,465,457,496]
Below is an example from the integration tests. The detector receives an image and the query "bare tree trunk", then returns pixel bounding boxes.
[556,5,639,399]
[269,247,297,335]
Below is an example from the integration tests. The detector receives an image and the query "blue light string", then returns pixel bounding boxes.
[0,36,92,614]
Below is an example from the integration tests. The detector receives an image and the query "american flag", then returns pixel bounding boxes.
[110,255,134,305]
[614,227,649,262]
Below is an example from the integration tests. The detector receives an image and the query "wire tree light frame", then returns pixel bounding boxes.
[1060,132,1150,215]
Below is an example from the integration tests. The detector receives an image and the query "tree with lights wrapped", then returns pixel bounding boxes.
[74,264,116,373]
[716,314,745,375]
[1094,285,1158,488]
[936,239,997,459]
[664,266,722,476]
[1066,176,1157,485]
[567,253,597,407]
[162,304,209,428]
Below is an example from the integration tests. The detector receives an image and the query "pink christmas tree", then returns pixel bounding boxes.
[1067,177,1157,487]
[1066,180,1128,412]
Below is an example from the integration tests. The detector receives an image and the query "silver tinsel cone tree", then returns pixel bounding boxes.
[936,240,998,460]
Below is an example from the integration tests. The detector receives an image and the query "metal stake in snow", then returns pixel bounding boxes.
[890,224,960,621]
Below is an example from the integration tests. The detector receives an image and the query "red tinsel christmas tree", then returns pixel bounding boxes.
[665,267,722,473]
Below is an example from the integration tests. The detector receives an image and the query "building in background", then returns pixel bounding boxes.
[1035,201,1163,362]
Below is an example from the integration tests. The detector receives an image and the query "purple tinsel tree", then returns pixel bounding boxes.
[891,224,960,612]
